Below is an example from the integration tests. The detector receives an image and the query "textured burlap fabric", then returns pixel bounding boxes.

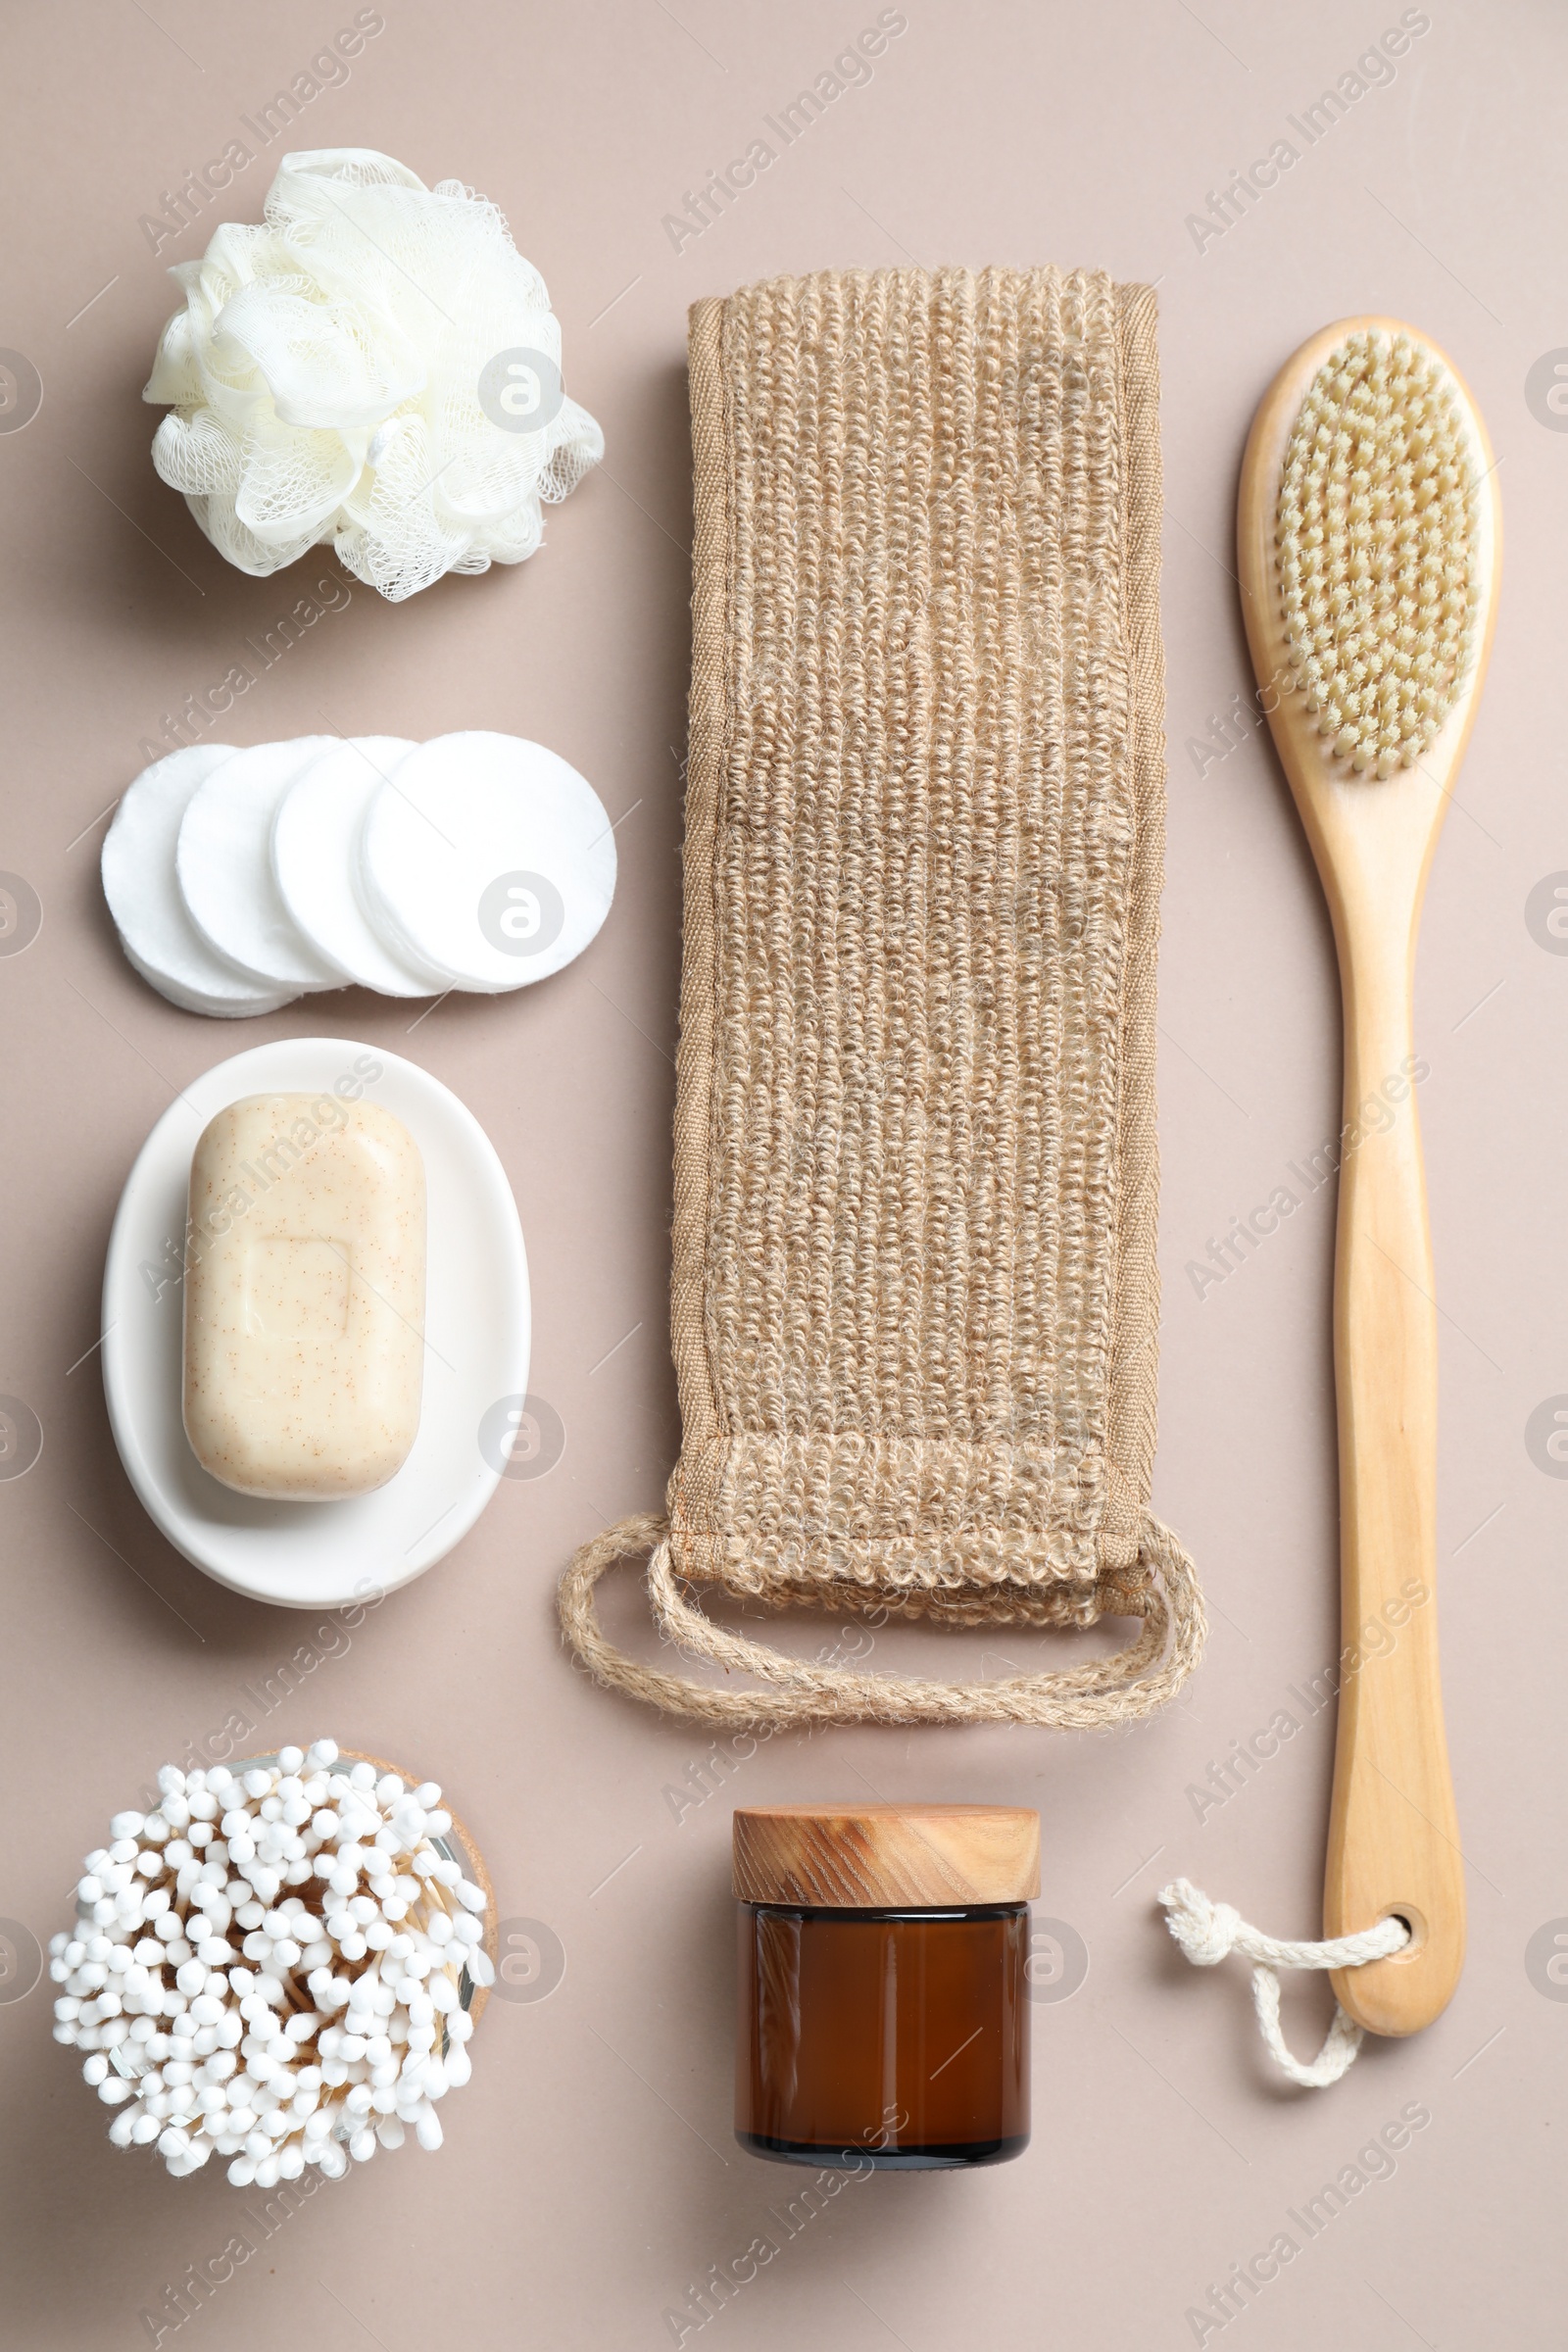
[559,267,1204,1725]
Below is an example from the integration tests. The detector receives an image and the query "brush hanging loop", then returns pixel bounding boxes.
[1158,1879,1411,2088]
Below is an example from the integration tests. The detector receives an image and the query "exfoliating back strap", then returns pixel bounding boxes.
[560,1511,1204,1728]
[559,269,1201,1725]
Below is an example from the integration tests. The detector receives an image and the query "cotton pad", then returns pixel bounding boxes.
[120,939,296,1020]
[177,739,342,988]
[272,737,448,997]
[360,732,616,991]
[102,745,294,1015]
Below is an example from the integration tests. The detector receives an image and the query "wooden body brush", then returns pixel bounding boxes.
[1238,318,1500,2037]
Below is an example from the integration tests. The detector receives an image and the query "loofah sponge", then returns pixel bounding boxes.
[143,148,603,601]
[1275,329,1479,777]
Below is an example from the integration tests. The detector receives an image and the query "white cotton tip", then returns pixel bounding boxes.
[360,733,616,992]
[227,2156,256,2186]
[318,2142,349,2179]
[308,1740,339,1768]
[414,2105,444,2152]
[277,1746,304,1775]
[466,1948,495,1989]
[271,737,446,995]
[176,740,344,988]
[64,1740,483,2176]
[455,1877,488,1915]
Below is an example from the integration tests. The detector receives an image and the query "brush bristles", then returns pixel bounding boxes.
[1275,330,1479,778]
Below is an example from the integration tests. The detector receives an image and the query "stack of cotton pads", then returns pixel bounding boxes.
[101,732,616,1015]
[51,1742,494,2184]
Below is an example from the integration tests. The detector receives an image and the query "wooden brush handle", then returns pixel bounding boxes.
[1323,894,1464,2034]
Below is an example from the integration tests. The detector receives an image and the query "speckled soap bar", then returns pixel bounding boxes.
[182,1093,425,1499]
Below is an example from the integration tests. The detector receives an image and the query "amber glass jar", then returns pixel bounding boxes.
[733,1803,1037,2171]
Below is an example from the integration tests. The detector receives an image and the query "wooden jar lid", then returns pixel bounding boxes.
[732,1803,1040,1907]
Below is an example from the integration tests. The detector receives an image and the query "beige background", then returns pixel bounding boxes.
[1,1,1563,2343]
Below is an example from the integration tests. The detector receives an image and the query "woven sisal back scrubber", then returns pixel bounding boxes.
[560,267,1204,1727]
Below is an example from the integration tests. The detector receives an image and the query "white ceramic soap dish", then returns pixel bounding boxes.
[102,1039,528,1609]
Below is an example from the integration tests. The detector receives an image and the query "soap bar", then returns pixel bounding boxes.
[182,1093,425,1499]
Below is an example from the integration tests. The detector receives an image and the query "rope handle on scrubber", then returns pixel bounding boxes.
[558,1510,1206,1730]
[1157,1879,1411,2088]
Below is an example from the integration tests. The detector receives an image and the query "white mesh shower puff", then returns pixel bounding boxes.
[143,148,604,602]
